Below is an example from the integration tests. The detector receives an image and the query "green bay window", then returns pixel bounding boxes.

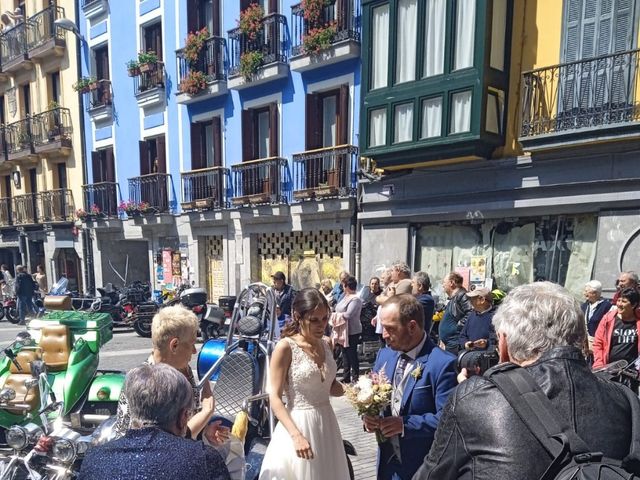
[361,0,513,168]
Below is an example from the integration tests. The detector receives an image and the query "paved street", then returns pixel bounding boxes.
[0,321,378,479]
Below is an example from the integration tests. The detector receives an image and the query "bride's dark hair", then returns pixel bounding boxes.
[281,288,329,338]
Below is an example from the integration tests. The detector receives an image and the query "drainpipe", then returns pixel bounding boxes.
[73,6,94,295]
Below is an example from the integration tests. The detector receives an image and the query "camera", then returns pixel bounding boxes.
[457,348,499,376]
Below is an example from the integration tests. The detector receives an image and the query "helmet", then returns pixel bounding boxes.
[491,289,506,305]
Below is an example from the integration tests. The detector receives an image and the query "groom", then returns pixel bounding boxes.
[363,294,457,479]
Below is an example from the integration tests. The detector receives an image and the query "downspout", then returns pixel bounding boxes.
[74,5,94,295]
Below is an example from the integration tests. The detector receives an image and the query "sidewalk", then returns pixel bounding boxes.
[331,396,378,480]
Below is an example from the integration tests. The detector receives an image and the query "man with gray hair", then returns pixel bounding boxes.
[581,279,611,339]
[413,282,640,480]
[79,364,230,480]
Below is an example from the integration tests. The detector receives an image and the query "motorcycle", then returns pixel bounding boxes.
[3,297,17,325]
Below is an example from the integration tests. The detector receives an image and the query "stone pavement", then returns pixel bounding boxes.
[331,396,378,480]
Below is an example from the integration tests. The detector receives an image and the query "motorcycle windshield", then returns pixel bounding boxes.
[50,277,69,295]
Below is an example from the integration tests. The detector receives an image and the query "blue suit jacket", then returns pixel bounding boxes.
[373,338,457,480]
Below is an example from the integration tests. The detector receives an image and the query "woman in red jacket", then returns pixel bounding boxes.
[593,288,640,373]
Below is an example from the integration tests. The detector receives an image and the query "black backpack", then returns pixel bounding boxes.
[487,365,640,480]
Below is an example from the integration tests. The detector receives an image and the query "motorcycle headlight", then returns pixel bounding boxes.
[52,438,76,463]
[6,426,27,450]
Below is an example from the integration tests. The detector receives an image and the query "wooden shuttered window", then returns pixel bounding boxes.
[242,109,255,161]
[268,102,279,157]
[139,136,166,175]
[306,93,322,150]
[306,84,350,150]
[337,84,350,145]
[92,147,116,183]
[156,135,166,173]
[139,140,150,175]
[191,117,223,169]
[144,23,163,61]
[242,104,279,160]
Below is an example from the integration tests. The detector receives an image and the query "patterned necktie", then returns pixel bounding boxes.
[394,353,411,388]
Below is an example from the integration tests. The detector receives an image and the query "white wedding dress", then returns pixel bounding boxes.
[259,337,350,480]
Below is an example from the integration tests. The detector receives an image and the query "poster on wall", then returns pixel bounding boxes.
[208,256,225,304]
[172,252,182,284]
[470,256,487,283]
[162,249,173,286]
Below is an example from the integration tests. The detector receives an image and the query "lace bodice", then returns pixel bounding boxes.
[284,337,336,410]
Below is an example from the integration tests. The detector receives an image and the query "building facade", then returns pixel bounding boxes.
[79,0,361,298]
[358,0,640,299]
[0,0,85,291]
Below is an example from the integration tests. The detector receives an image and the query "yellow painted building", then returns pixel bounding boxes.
[358,0,640,298]
[0,0,85,291]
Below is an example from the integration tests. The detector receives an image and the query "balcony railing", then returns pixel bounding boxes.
[231,157,290,205]
[31,107,73,150]
[133,62,165,96]
[12,193,38,225]
[38,189,74,223]
[177,36,226,90]
[292,144,358,200]
[5,118,33,158]
[228,14,288,77]
[87,79,112,110]
[521,48,640,138]
[291,0,361,56]
[82,182,120,218]
[128,173,173,214]
[0,198,11,226]
[26,5,65,54]
[0,22,28,70]
[182,167,229,211]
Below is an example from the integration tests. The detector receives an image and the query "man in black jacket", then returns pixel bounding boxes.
[413,281,640,480]
[15,265,35,325]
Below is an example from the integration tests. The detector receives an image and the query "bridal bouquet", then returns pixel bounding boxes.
[344,372,393,443]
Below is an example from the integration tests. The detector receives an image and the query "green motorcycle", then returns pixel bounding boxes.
[0,306,125,446]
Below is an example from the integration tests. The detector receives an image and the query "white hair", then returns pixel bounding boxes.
[125,363,193,431]
[492,282,586,363]
[584,280,602,295]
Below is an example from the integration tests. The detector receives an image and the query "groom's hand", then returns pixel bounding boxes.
[362,415,380,433]
[379,416,403,437]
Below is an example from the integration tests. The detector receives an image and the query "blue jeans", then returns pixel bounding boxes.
[17,296,34,323]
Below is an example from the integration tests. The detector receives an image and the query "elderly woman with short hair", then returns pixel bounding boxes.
[581,279,611,338]
[79,364,230,480]
[113,305,226,443]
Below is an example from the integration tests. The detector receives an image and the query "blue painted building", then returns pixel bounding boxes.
[79,0,361,298]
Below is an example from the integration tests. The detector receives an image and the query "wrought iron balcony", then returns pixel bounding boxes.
[133,61,165,96]
[31,107,72,155]
[291,0,361,60]
[228,14,288,87]
[12,193,38,225]
[176,36,226,103]
[5,118,34,161]
[521,48,640,145]
[82,182,120,218]
[231,157,291,206]
[38,189,74,223]
[26,5,65,60]
[0,197,11,226]
[127,173,174,214]
[0,22,28,72]
[182,167,229,211]
[292,144,358,201]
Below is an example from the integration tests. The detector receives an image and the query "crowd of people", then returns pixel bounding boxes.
[76,266,640,480]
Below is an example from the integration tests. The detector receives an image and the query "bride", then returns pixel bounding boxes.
[259,288,350,480]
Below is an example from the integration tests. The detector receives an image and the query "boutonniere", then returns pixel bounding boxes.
[411,365,423,380]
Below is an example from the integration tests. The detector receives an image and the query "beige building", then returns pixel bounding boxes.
[0,0,85,291]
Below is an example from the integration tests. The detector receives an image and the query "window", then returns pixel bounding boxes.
[453,0,476,70]
[0,95,5,125]
[242,103,279,161]
[369,108,387,147]
[188,0,220,36]
[421,97,442,138]
[143,22,163,61]
[394,103,413,143]
[371,4,389,89]
[3,176,10,198]
[486,88,505,134]
[57,164,67,190]
[395,0,417,84]
[424,0,446,77]
[22,84,30,117]
[191,117,222,169]
[139,135,166,175]
[490,0,507,71]
[450,90,472,133]
[28,168,37,193]
[94,44,109,80]
[305,85,350,149]
[50,72,60,105]
[91,147,115,183]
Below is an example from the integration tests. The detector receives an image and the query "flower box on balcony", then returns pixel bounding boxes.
[290,38,360,72]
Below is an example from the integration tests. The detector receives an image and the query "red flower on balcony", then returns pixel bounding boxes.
[180,70,208,95]
[183,27,209,65]
[238,3,264,41]
[301,0,334,25]
[302,22,337,55]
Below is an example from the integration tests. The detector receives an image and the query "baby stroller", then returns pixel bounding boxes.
[197,283,278,479]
